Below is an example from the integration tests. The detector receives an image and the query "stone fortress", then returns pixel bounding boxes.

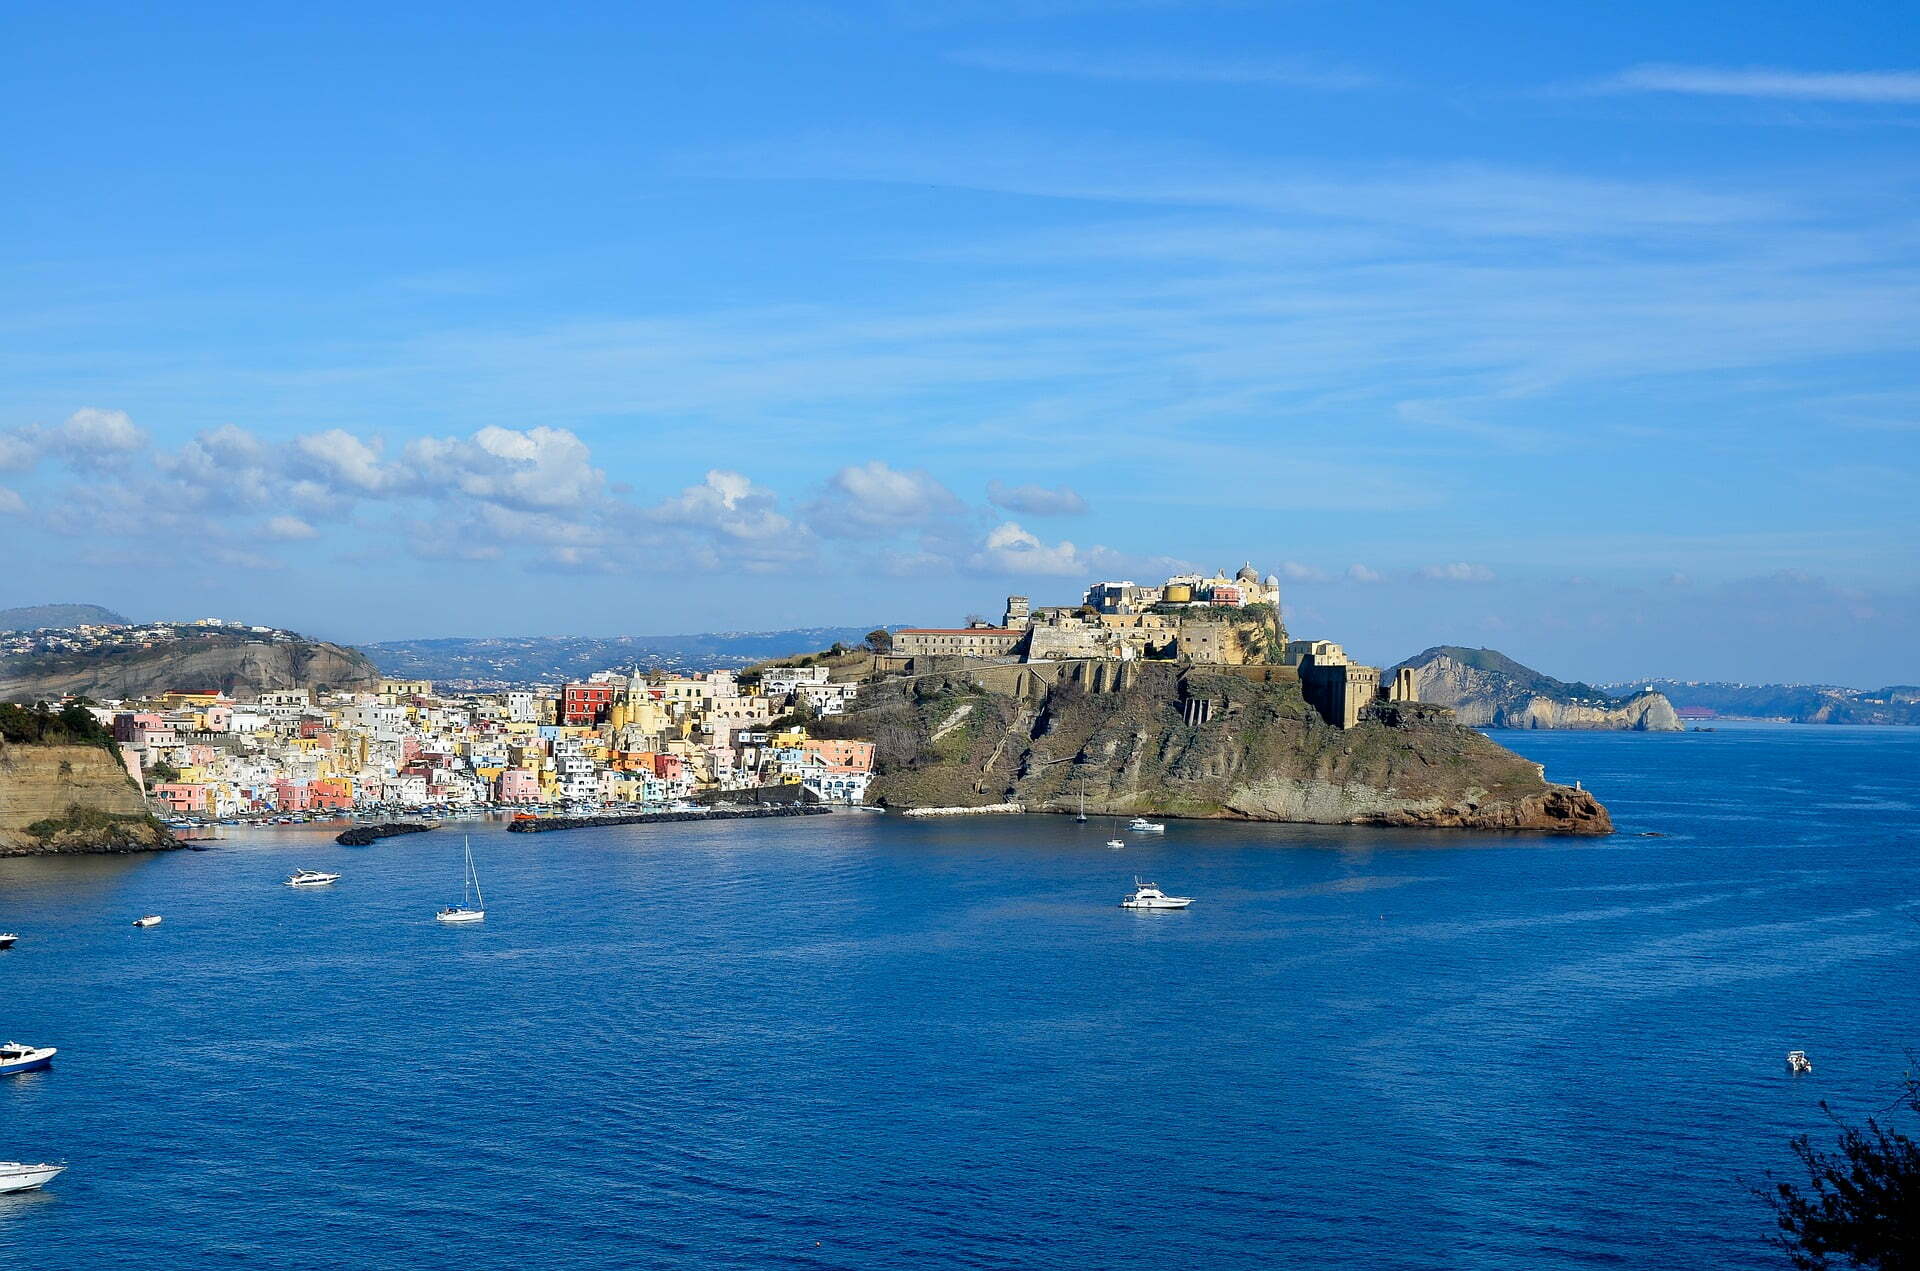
[892,564,1419,729]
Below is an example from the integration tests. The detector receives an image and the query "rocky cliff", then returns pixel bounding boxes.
[0,741,178,855]
[0,636,379,702]
[814,663,1610,834]
[1394,647,1681,731]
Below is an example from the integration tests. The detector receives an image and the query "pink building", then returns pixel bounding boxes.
[152,783,210,815]
[496,768,541,803]
[274,780,313,812]
[801,739,875,772]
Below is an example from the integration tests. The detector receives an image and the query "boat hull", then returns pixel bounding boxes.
[0,1055,53,1076]
[1121,899,1192,909]
[0,1164,64,1194]
[436,909,485,924]
[132,917,162,928]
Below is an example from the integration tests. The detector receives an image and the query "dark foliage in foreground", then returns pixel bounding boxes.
[1762,1078,1920,1270]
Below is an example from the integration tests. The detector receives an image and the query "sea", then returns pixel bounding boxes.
[1,721,1915,1270]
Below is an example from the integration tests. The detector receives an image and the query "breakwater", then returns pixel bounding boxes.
[335,821,436,846]
[508,805,832,834]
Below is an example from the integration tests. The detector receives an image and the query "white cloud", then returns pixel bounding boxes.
[0,434,38,472]
[1418,562,1497,583]
[1346,563,1384,583]
[807,461,968,537]
[986,479,1089,517]
[967,521,1093,575]
[263,515,319,541]
[49,408,146,463]
[948,49,1380,90]
[405,425,606,513]
[294,428,403,496]
[1591,64,1920,104]
[645,469,797,543]
[1276,561,1327,582]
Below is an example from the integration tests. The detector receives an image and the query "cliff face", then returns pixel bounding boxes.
[1397,647,1681,732]
[818,664,1610,834]
[0,637,379,703]
[0,741,178,855]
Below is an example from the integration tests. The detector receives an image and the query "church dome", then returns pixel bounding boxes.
[1265,574,1280,588]
[1236,562,1259,583]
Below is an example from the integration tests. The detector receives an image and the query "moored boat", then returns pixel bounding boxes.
[1106,838,1126,849]
[0,1043,55,1076]
[1120,878,1192,910]
[0,1162,64,1194]
[436,838,486,924]
[1126,817,1165,834]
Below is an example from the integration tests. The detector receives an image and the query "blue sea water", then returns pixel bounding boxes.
[1,722,1916,1270]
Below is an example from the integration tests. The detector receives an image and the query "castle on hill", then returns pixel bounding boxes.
[892,563,1417,729]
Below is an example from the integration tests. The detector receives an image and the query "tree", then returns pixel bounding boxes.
[864,628,893,655]
[1761,1076,1920,1270]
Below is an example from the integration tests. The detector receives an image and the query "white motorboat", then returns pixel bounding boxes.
[1106,838,1126,849]
[1126,817,1165,834]
[1120,878,1192,910]
[0,1043,55,1076]
[0,1162,64,1194]
[0,934,16,950]
[1787,1050,1813,1074]
[436,838,486,924]
[285,870,341,888]
[132,915,163,928]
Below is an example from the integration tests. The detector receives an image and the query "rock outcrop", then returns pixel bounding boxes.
[1394,647,1681,731]
[0,636,379,703]
[814,663,1610,834]
[0,741,178,855]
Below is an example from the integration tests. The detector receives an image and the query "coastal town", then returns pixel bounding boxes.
[94,662,877,822]
[7,563,1428,823]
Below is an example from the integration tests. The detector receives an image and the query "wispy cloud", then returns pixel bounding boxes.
[1590,64,1920,104]
[948,48,1379,90]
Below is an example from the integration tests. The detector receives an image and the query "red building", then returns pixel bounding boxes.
[562,683,616,726]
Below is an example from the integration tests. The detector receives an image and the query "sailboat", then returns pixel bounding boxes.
[1075,774,1088,824]
[436,838,486,924]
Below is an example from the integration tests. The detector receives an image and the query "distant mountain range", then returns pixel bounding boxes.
[0,603,129,631]
[1393,646,1681,730]
[1603,679,1920,725]
[362,628,893,687]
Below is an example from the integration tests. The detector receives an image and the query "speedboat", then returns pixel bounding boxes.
[0,934,16,950]
[1787,1050,1813,1074]
[1106,838,1126,849]
[0,1043,55,1076]
[0,1162,64,1194]
[132,915,163,928]
[1126,817,1165,834]
[1120,878,1192,910]
[285,870,341,888]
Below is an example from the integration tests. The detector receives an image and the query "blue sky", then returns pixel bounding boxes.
[3,1,1916,684]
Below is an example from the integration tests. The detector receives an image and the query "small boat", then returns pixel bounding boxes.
[1787,1050,1813,1074]
[1126,817,1165,834]
[132,915,163,928]
[1120,878,1192,910]
[0,934,16,950]
[436,838,486,924]
[0,1043,55,1076]
[1106,838,1126,849]
[0,1162,64,1194]
[284,870,341,888]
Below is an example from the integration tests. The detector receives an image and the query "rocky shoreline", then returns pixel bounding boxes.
[816,663,1613,835]
[508,805,833,834]
[335,821,438,846]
